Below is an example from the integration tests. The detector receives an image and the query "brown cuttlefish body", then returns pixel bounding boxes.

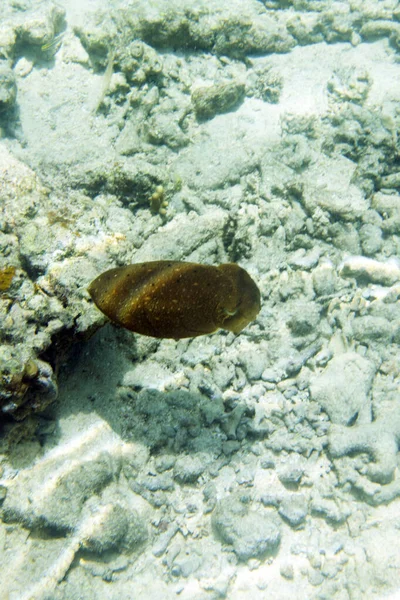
[88,261,261,339]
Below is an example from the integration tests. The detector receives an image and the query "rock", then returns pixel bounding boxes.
[154,454,176,473]
[81,503,147,554]
[301,156,369,221]
[222,440,241,455]
[246,63,283,103]
[203,482,217,513]
[0,62,16,109]
[172,118,261,190]
[145,110,189,149]
[360,20,400,42]
[312,263,337,296]
[1,421,123,531]
[133,210,227,261]
[261,493,281,508]
[359,223,383,256]
[352,315,394,342]
[236,466,255,486]
[220,404,247,440]
[136,474,175,492]
[116,41,163,86]
[278,494,308,527]
[96,0,295,58]
[310,495,349,525]
[330,222,361,254]
[280,561,294,579]
[212,496,280,561]
[277,460,304,486]
[0,24,16,60]
[328,405,400,485]
[237,341,268,380]
[288,247,321,270]
[287,302,321,336]
[261,368,282,383]
[0,146,111,418]
[310,352,375,426]
[371,192,400,216]
[17,4,65,47]
[0,351,57,420]
[308,568,324,586]
[371,193,400,234]
[173,455,206,484]
[169,544,204,578]
[327,68,371,105]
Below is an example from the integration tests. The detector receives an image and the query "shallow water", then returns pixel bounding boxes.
[1,1,400,598]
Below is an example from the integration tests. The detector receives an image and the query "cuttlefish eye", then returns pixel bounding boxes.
[88,261,261,340]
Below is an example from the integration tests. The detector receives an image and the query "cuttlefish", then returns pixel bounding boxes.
[88,261,261,339]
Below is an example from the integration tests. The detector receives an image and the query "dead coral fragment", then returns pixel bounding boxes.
[88,261,261,339]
